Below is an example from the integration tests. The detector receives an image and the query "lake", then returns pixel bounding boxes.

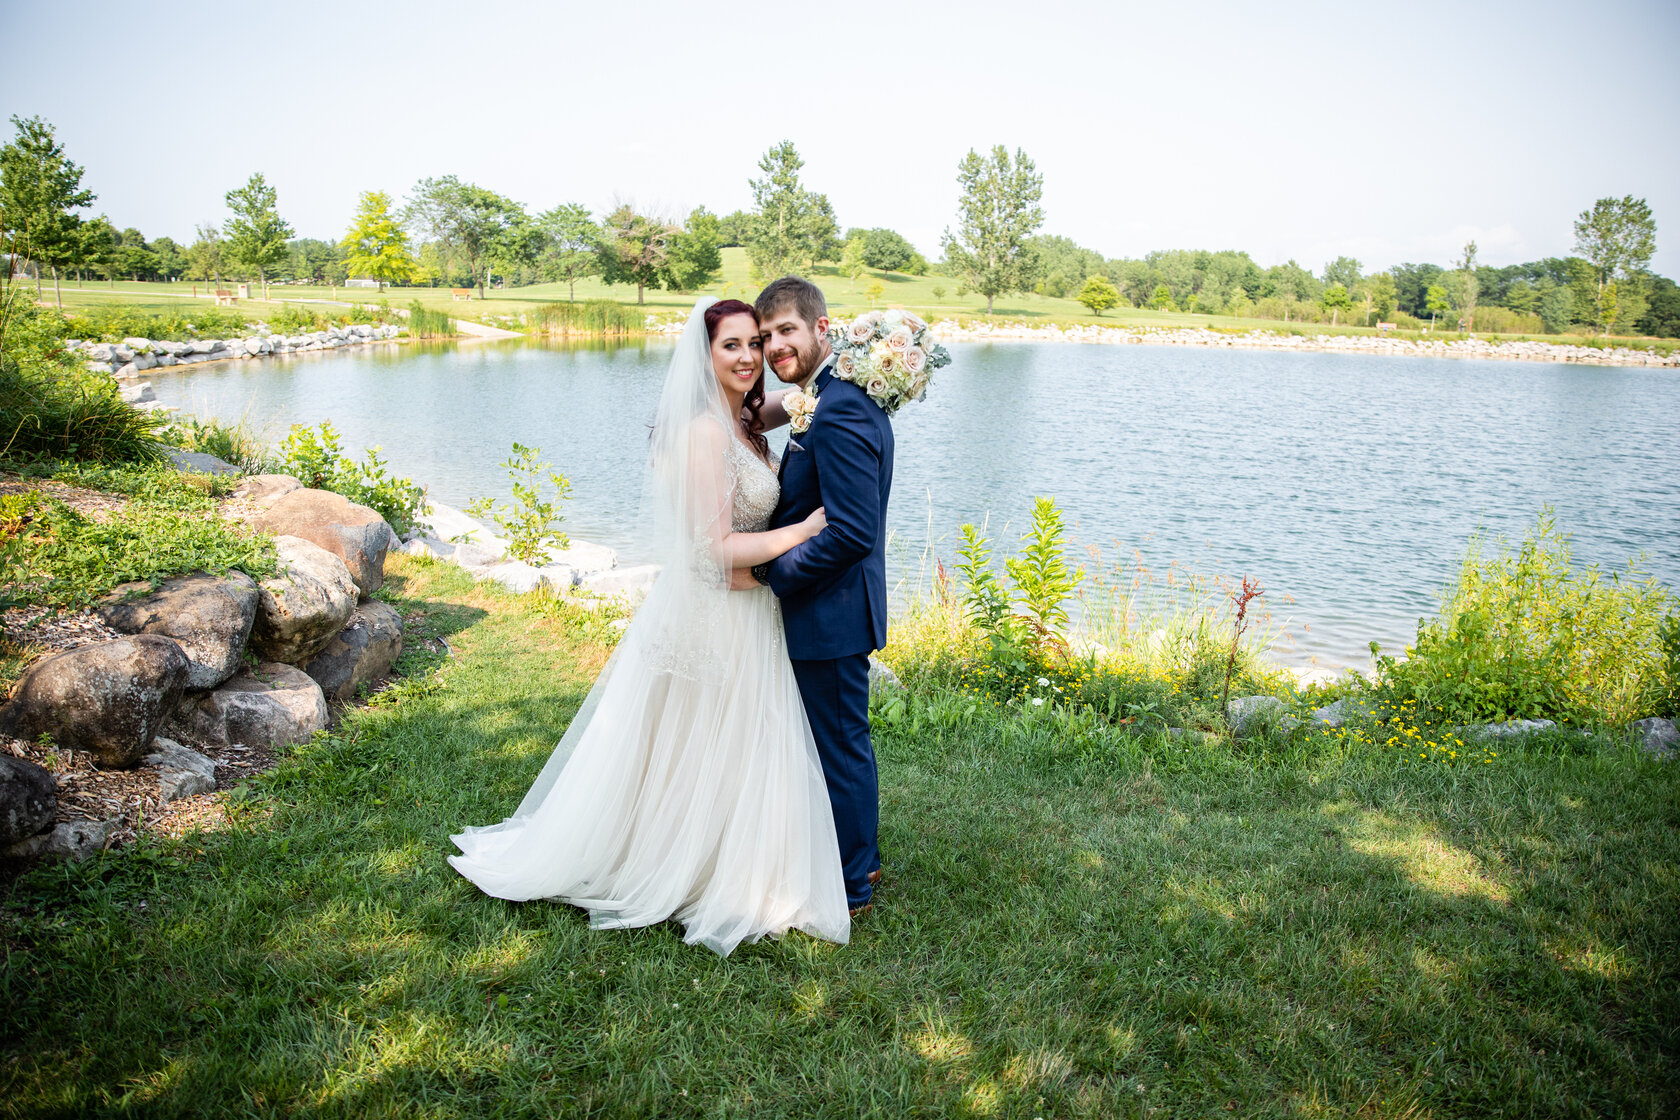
[148,337,1680,669]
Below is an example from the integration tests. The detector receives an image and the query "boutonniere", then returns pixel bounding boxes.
[784,387,817,434]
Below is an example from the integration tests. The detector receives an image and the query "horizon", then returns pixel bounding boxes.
[3,0,1677,277]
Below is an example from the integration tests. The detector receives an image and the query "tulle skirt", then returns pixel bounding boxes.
[449,584,849,957]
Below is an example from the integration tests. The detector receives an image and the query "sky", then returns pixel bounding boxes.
[4,0,1678,276]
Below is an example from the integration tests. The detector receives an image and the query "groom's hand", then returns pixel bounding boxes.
[728,567,761,591]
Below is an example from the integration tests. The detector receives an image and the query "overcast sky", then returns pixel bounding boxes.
[5,0,1677,275]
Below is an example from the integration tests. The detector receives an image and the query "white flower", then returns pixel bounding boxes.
[883,309,905,325]
[858,310,884,329]
[885,326,913,353]
[784,388,817,433]
[1037,677,1049,686]
[904,312,928,331]
[902,345,927,374]
[1031,697,1045,706]
[865,375,889,397]
[847,318,874,344]
[836,351,856,377]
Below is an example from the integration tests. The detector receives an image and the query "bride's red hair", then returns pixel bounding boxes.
[704,299,768,459]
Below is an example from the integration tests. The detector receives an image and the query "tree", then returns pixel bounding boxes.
[840,234,867,291]
[534,203,598,301]
[1425,284,1450,329]
[1455,240,1480,331]
[404,175,524,299]
[1077,275,1120,316]
[116,228,159,281]
[1574,196,1656,336]
[223,173,293,298]
[664,206,722,291]
[1322,255,1362,291]
[1149,283,1175,311]
[341,190,416,292]
[940,145,1045,315]
[865,279,884,307]
[716,209,752,247]
[1368,271,1397,323]
[0,114,96,308]
[745,141,834,279]
[70,214,116,286]
[597,204,674,304]
[1537,280,1574,334]
[1319,282,1353,326]
[186,223,224,286]
[861,227,916,271]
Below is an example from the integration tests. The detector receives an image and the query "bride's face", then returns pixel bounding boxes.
[710,313,763,400]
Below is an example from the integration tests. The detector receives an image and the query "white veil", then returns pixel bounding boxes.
[499,297,740,818]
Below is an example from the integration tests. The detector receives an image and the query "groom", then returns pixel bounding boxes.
[746,276,893,917]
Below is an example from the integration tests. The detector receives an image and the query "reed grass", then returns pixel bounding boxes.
[406,302,457,339]
[529,300,640,336]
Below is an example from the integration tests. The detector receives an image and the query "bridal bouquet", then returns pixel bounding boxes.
[828,309,951,415]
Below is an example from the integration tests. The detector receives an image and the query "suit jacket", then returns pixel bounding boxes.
[768,364,894,660]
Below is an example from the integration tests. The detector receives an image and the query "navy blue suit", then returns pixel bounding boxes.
[768,362,893,908]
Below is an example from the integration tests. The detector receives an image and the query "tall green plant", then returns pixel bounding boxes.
[1005,496,1083,650]
[467,443,572,564]
[956,522,1011,638]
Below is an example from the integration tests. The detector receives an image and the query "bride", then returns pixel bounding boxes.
[448,297,850,956]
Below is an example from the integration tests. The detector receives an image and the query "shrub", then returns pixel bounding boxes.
[1374,510,1676,725]
[0,302,164,464]
[62,305,252,343]
[277,421,426,536]
[468,443,571,564]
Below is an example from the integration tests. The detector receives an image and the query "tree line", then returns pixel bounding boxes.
[2,114,1671,337]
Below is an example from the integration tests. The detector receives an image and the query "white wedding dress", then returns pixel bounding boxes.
[449,301,849,957]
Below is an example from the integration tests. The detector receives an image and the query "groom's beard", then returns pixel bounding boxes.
[770,336,829,387]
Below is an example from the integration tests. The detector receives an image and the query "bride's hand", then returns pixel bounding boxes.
[800,506,827,540]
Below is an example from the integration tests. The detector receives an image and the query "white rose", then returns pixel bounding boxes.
[902,344,927,374]
[865,375,889,397]
[847,318,874,343]
[885,326,913,352]
[836,351,856,376]
[859,310,884,328]
[883,309,905,325]
[904,312,927,332]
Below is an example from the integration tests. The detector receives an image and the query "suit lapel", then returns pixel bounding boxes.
[780,367,836,484]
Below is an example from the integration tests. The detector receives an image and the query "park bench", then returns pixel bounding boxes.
[214,289,237,306]
[452,288,473,301]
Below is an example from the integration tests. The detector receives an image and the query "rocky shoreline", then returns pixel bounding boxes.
[922,321,1679,367]
[69,323,405,410]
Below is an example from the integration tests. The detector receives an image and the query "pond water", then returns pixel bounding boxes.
[148,337,1680,669]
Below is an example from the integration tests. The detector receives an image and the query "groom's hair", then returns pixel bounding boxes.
[755,276,827,329]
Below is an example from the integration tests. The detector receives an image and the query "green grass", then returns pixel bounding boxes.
[29,258,1678,354]
[2,553,1675,1117]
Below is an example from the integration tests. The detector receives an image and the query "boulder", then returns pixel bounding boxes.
[4,818,113,862]
[1226,695,1285,737]
[84,342,116,362]
[479,560,550,594]
[1630,717,1677,760]
[120,336,152,352]
[182,662,328,749]
[166,449,239,476]
[118,381,155,404]
[114,361,141,378]
[580,564,660,596]
[420,500,491,547]
[95,571,259,690]
[1466,719,1557,740]
[188,339,218,354]
[300,601,403,703]
[251,488,392,595]
[0,635,189,768]
[249,535,358,664]
[142,737,218,802]
[545,540,617,575]
[132,352,158,372]
[0,756,57,846]
[232,473,303,507]
[868,656,903,695]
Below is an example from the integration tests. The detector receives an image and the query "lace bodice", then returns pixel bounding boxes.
[728,438,780,533]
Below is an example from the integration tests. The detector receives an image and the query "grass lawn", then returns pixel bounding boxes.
[3,553,1675,1117]
[27,257,1675,354]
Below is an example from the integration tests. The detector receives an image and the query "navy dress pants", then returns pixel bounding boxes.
[789,652,879,908]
